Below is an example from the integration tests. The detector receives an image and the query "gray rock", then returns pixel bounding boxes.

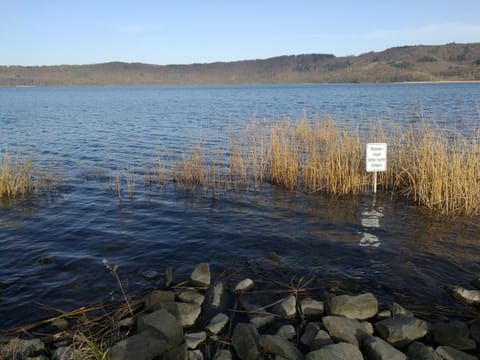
[250,312,276,329]
[389,303,414,317]
[206,313,229,334]
[51,317,69,330]
[51,346,83,360]
[326,293,378,320]
[0,338,45,359]
[213,349,232,360]
[301,322,323,346]
[300,298,324,320]
[231,323,262,360]
[406,342,442,360]
[137,308,184,346]
[210,281,225,308]
[190,263,211,288]
[432,321,476,350]
[260,335,304,360]
[144,290,176,312]
[175,302,202,327]
[305,342,364,360]
[177,290,205,305]
[362,335,407,360]
[234,278,255,293]
[469,317,480,343]
[375,315,429,348]
[185,331,207,350]
[164,267,175,288]
[272,294,297,319]
[277,324,297,341]
[161,342,188,360]
[435,345,478,360]
[188,350,204,360]
[447,285,480,305]
[107,329,170,360]
[322,315,373,347]
[310,330,333,351]
[376,309,392,321]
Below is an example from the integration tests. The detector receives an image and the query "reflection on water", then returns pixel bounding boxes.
[359,195,384,248]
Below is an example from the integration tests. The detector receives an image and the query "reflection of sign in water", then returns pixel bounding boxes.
[360,207,383,247]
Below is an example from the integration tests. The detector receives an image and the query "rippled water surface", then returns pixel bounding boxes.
[1,83,480,328]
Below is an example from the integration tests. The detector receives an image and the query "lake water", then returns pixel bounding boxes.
[1,83,480,328]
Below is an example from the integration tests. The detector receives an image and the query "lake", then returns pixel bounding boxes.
[1,83,480,328]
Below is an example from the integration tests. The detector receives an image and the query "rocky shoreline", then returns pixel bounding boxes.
[2,262,480,360]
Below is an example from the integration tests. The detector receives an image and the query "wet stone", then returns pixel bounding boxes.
[435,345,478,360]
[305,342,364,360]
[390,303,414,317]
[260,334,303,360]
[469,317,480,343]
[432,320,476,351]
[234,278,255,293]
[362,335,407,360]
[177,289,205,306]
[136,309,184,346]
[205,313,229,334]
[300,298,324,320]
[301,322,323,347]
[322,315,373,347]
[310,330,333,351]
[213,349,233,360]
[175,302,202,327]
[190,263,211,288]
[272,294,297,319]
[231,323,262,360]
[277,324,296,341]
[185,331,207,350]
[326,292,378,320]
[144,289,176,312]
[406,341,442,360]
[188,350,204,360]
[375,315,429,348]
[210,281,225,308]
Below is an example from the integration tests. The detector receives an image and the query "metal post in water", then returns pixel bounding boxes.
[373,171,377,193]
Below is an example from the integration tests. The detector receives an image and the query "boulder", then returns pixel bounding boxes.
[213,349,232,360]
[205,313,229,334]
[300,298,324,320]
[272,294,297,319]
[301,322,323,346]
[190,263,211,288]
[161,342,188,360]
[188,350,203,360]
[185,331,207,350]
[389,303,414,317]
[234,278,255,293]
[260,335,304,360]
[432,321,476,350]
[469,317,480,343]
[177,290,205,306]
[277,324,297,341]
[375,315,429,348]
[435,345,478,360]
[362,335,407,360]
[305,342,364,360]
[326,293,378,320]
[310,330,334,351]
[376,309,392,321]
[322,315,373,347]
[144,290,176,312]
[406,341,442,360]
[231,323,262,360]
[210,281,225,308]
[137,309,184,346]
[175,302,202,327]
[107,329,171,360]
[239,295,276,329]
[447,286,480,305]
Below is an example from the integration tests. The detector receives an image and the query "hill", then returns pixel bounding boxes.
[1,43,480,86]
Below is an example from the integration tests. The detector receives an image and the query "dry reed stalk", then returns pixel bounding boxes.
[0,152,34,199]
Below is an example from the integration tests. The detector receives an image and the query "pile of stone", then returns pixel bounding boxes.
[2,262,480,360]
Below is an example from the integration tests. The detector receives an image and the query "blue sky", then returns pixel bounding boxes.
[1,0,480,66]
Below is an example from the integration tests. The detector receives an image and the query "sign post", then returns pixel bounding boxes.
[366,143,387,193]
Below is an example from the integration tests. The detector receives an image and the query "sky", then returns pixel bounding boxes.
[1,0,480,66]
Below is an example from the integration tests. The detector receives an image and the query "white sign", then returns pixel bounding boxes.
[366,143,387,172]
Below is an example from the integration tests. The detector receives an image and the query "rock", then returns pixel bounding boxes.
[137,309,184,346]
[231,323,262,360]
[389,303,414,317]
[326,292,378,320]
[432,321,476,350]
[277,324,297,341]
[177,290,205,306]
[190,263,211,288]
[234,278,255,293]
[210,281,225,308]
[162,342,188,360]
[185,331,207,349]
[0,338,45,358]
[362,335,407,360]
[51,317,69,330]
[260,335,303,360]
[447,285,480,305]
[144,290,176,312]
[164,267,175,288]
[107,329,171,360]
[301,322,323,347]
[435,345,478,360]
[310,330,333,351]
[376,309,392,321]
[305,342,364,360]
[175,302,202,327]
[469,317,480,343]
[206,313,229,334]
[249,312,276,329]
[322,315,373,347]
[213,349,232,360]
[188,350,204,360]
[406,341,442,360]
[272,294,297,319]
[300,298,324,320]
[51,346,83,360]
[375,315,429,348]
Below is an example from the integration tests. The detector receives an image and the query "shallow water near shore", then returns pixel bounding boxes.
[1,83,480,328]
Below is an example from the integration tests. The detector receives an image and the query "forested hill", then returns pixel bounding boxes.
[1,42,480,86]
